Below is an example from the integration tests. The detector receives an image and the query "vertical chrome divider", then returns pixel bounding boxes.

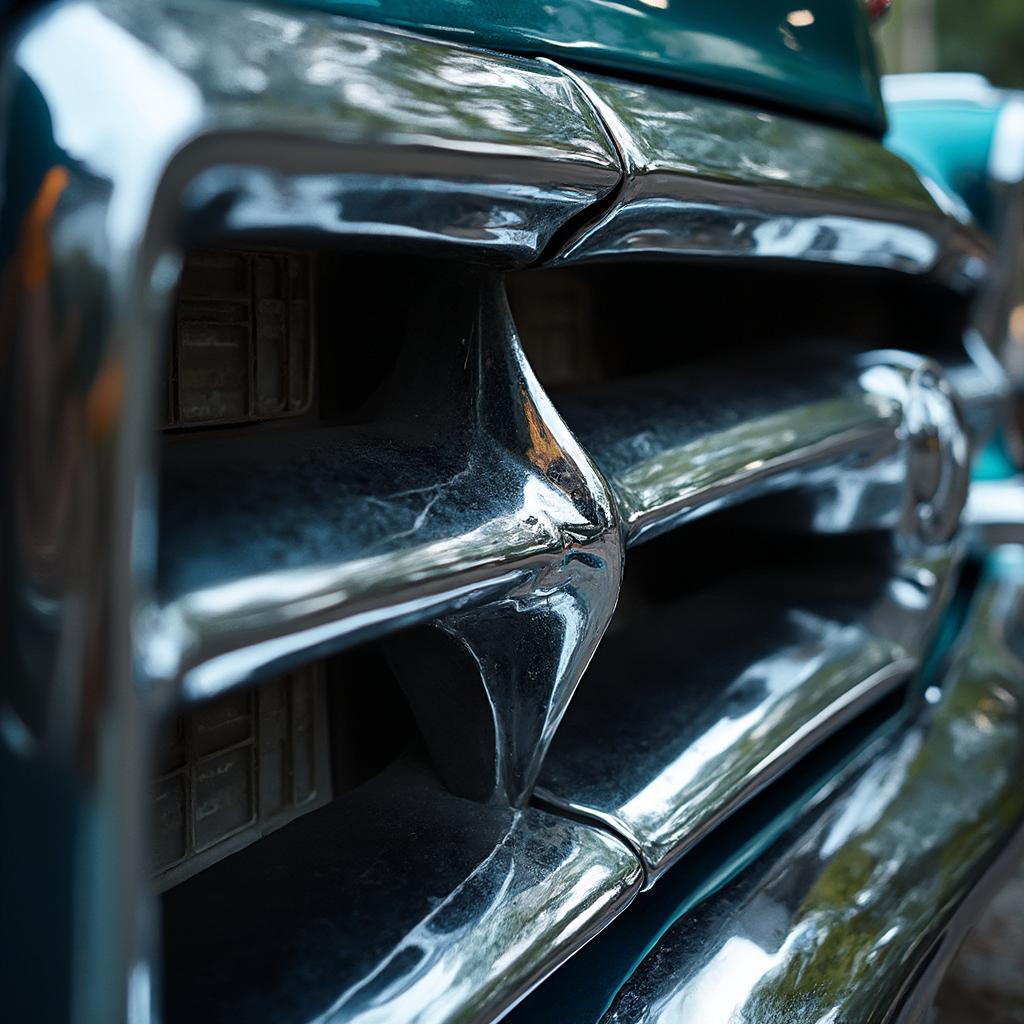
[387,276,624,806]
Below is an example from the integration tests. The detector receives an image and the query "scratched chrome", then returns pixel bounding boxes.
[155,270,623,804]
[161,756,642,1024]
[0,3,624,1019]
[553,71,991,286]
[597,549,1024,1024]
[553,345,970,547]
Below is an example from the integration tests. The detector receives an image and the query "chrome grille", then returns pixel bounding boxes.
[2,4,1018,1024]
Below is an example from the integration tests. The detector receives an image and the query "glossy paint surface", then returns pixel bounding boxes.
[162,757,641,1024]
[884,74,1024,360]
[594,550,1024,1023]
[284,0,887,134]
[884,75,1013,231]
[557,71,990,284]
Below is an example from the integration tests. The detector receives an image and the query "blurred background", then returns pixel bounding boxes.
[880,5,1024,1022]
[877,0,1024,87]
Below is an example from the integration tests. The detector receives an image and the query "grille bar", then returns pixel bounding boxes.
[552,69,992,286]
[162,757,642,1024]
[556,346,968,547]
[586,554,1024,1024]
[536,544,958,886]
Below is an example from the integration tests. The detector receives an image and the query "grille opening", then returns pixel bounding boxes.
[153,247,487,630]
[157,631,522,1024]
[151,640,417,892]
[507,262,972,390]
[163,248,315,431]
[160,246,429,438]
[608,516,896,623]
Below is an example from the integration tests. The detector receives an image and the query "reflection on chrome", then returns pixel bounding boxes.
[553,344,968,547]
[162,758,642,1024]
[598,551,1024,1023]
[537,544,956,885]
[555,71,991,283]
[151,274,623,805]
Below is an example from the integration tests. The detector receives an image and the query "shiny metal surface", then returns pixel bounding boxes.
[596,548,1024,1023]
[537,348,971,884]
[155,271,623,803]
[554,345,970,547]
[0,3,620,1018]
[537,543,958,886]
[0,2,1005,1022]
[554,71,991,285]
[967,478,1024,546]
[161,756,642,1024]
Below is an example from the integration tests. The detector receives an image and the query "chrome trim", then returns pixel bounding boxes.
[555,346,970,547]
[152,273,624,806]
[0,3,621,1017]
[967,477,1024,546]
[161,757,642,1024]
[536,543,960,886]
[0,3,999,1021]
[550,71,991,285]
[594,549,1024,1023]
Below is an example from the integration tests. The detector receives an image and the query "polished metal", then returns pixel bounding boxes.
[537,348,971,884]
[537,543,959,886]
[161,756,642,1024]
[595,548,1024,1024]
[553,345,970,547]
[155,271,624,804]
[0,3,1007,1023]
[552,70,991,286]
[0,3,622,1019]
[967,477,1024,546]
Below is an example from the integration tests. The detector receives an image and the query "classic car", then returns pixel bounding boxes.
[2,0,1023,1022]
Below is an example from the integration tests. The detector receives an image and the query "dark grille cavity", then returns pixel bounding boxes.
[164,249,312,429]
[152,663,330,889]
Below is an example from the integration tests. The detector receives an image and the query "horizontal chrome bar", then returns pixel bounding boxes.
[149,272,623,805]
[967,477,1024,545]
[590,547,1024,1023]
[38,0,619,264]
[161,756,642,1024]
[552,70,992,286]
[554,345,969,547]
[536,543,959,886]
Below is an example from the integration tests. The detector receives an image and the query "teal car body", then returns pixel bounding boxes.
[283,0,887,133]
